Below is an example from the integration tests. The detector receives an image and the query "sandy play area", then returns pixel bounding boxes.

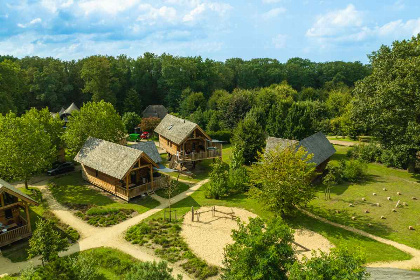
[181,206,334,267]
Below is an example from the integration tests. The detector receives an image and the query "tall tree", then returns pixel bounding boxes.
[122,112,141,134]
[81,56,116,105]
[0,110,57,188]
[63,101,125,157]
[232,117,266,164]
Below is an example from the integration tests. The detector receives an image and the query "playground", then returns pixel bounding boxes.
[181,206,334,267]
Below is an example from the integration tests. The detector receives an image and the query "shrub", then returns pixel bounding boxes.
[381,145,415,169]
[347,143,382,163]
[323,161,345,186]
[125,261,182,280]
[206,158,229,199]
[343,160,367,182]
[139,117,161,133]
[207,130,232,143]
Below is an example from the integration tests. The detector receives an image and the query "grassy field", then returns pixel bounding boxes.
[155,181,191,199]
[129,182,410,264]
[308,145,420,250]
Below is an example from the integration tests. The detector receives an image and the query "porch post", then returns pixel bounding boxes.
[150,164,154,190]
[126,174,129,198]
[0,193,4,207]
[25,203,31,232]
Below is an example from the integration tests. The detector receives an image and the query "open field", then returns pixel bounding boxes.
[136,182,411,264]
[308,145,420,249]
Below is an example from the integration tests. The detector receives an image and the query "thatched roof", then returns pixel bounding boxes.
[299,132,336,166]
[142,105,168,119]
[154,114,210,145]
[74,137,158,180]
[265,132,335,167]
[0,178,38,205]
[131,141,162,163]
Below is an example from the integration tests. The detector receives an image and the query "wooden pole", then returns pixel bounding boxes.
[150,164,154,191]
[191,206,194,222]
[25,203,31,232]
[0,193,4,207]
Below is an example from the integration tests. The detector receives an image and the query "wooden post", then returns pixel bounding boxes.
[150,164,154,191]
[0,193,4,207]
[191,206,194,222]
[25,203,31,232]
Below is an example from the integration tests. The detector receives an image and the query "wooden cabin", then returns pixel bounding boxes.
[265,132,336,172]
[0,179,37,247]
[74,137,168,201]
[154,114,222,167]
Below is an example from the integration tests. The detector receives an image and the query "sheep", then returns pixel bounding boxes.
[397,192,401,195]
[362,197,366,201]
[409,226,414,230]
[387,197,392,201]
[381,216,386,219]
[364,210,370,213]
[373,193,377,196]
[383,188,387,191]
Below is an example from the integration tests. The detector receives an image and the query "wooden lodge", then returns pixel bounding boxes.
[265,132,336,172]
[154,114,222,167]
[74,137,168,201]
[0,179,37,247]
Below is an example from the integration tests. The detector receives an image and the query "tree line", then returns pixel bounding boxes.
[0,53,370,116]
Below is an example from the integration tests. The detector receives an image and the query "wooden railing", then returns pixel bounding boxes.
[0,225,31,247]
[126,175,170,200]
[178,148,222,162]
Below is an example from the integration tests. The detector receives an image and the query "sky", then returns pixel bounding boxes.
[1,0,420,63]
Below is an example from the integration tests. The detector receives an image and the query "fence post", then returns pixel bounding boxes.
[191,206,194,222]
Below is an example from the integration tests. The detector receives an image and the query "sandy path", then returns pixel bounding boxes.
[181,206,334,267]
[0,179,209,279]
[328,139,357,147]
[300,208,420,270]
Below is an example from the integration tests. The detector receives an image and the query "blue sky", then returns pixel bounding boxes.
[1,0,420,63]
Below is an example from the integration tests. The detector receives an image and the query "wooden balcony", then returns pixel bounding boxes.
[115,175,170,201]
[0,218,31,247]
[177,146,222,162]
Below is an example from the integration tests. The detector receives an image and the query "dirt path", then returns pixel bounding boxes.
[0,179,209,279]
[328,139,357,147]
[300,208,420,270]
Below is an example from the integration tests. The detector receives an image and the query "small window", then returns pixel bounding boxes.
[167,124,173,130]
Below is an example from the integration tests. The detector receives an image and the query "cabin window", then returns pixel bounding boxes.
[5,209,13,219]
[3,193,16,206]
[95,170,99,177]
[167,124,173,130]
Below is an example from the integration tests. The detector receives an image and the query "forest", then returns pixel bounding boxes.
[0,35,419,170]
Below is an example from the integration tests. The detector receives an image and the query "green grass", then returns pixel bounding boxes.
[132,182,411,264]
[155,182,191,199]
[327,136,359,143]
[50,172,160,214]
[308,145,420,250]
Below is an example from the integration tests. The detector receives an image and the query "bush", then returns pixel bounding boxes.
[343,160,367,182]
[206,158,229,199]
[207,130,232,143]
[139,117,161,133]
[381,145,415,169]
[323,161,345,186]
[347,143,382,163]
[125,261,182,280]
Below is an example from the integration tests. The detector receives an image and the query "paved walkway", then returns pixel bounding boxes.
[300,209,420,270]
[0,179,209,279]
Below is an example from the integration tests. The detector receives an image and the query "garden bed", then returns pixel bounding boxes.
[126,218,219,280]
[69,203,136,227]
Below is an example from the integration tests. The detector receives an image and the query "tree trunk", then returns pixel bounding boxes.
[25,178,29,190]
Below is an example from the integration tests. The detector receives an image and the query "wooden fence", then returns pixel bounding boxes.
[0,225,31,247]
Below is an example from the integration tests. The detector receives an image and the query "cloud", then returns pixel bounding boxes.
[306,4,363,38]
[262,7,286,20]
[262,0,282,3]
[272,34,287,48]
[183,2,232,22]
[137,4,177,24]
[17,18,42,28]
[377,18,420,37]
[78,0,140,15]
[41,0,74,13]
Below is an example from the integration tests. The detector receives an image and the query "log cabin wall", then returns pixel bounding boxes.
[81,165,122,194]
[159,135,179,155]
[0,206,21,225]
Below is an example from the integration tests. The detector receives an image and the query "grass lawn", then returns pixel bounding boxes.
[155,181,191,199]
[1,188,79,262]
[307,145,420,250]
[50,172,160,226]
[128,182,409,264]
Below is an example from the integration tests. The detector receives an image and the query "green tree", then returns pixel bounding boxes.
[288,248,369,280]
[81,56,116,105]
[250,145,315,214]
[232,118,265,164]
[28,219,69,266]
[0,110,56,188]
[122,112,141,134]
[123,88,142,115]
[125,261,182,280]
[206,158,229,199]
[228,146,249,193]
[222,217,295,280]
[63,101,125,157]
[179,89,206,117]
[352,35,420,168]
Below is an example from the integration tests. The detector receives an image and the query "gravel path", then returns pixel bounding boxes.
[300,208,420,270]
[0,178,209,279]
[328,139,357,147]
[181,206,334,267]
